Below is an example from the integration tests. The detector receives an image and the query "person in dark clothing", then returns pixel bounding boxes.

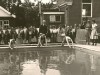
[10,28,17,41]
[39,25,47,35]
[0,30,2,44]
[4,29,10,44]
[85,20,92,45]
[46,27,51,43]
[32,26,38,43]
[71,24,77,43]
[38,20,47,46]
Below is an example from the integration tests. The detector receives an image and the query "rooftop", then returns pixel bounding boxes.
[0,6,16,18]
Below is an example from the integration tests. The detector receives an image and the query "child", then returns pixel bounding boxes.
[9,39,16,50]
[37,33,47,47]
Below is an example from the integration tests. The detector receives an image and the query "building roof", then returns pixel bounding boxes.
[0,6,16,18]
[53,0,73,9]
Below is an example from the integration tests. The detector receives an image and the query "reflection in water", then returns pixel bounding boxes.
[89,54,98,75]
[0,48,100,75]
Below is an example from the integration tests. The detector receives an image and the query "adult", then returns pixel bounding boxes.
[46,27,51,42]
[32,26,38,43]
[23,27,29,43]
[0,29,2,44]
[19,27,24,44]
[39,20,48,45]
[90,20,98,46]
[51,25,58,43]
[15,27,21,44]
[28,26,33,44]
[39,20,47,35]
[85,20,92,45]
[1,30,4,44]
[4,29,10,44]
[10,27,17,41]
[71,24,77,43]
[58,25,65,43]
[65,26,71,37]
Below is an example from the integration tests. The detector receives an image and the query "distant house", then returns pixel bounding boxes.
[0,6,16,29]
[42,11,65,28]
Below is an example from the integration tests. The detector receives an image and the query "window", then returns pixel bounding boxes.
[82,0,92,17]
[50,15,55,22]
[82,4,91,16]
[55,15,61,22]
[50,15,61,22]
[4,20,9,26]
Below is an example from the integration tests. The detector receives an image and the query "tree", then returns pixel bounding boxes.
[0,0,53,27]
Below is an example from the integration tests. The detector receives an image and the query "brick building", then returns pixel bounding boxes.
[53,0,100,30]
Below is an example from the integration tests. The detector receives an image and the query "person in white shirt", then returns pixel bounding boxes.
[90,20,98,46]
[51,25,58,43]
[9,39,16,50]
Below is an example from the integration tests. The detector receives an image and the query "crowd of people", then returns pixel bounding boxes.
[0,25,76,45]
[85,19,98,45]
[0,19,98,46]
[0,26,38,45]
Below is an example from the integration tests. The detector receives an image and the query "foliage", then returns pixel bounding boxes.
[0,0,53,27]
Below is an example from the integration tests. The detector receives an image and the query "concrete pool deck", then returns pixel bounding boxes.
[74,44,100,52]
[0,43,100,53]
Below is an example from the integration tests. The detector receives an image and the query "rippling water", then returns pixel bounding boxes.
[0,47,100,75]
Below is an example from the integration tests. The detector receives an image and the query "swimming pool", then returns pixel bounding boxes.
[0,45,100,75]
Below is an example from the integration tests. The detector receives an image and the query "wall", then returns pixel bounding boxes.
[0,17,15,27]
[68,0,82,26]
[92,0,100,32]
[58,0,82,26]
[43,14,65,28]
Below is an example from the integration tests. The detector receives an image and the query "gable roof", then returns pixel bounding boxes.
[0,6,16,18]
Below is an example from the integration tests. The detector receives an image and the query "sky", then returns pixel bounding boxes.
[21,0,51,4]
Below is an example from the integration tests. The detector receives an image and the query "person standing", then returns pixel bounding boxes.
[85,20,92,45]
[90,20,98,46]
[23,27,28,43]
[39,20,47,35]
[28,26,33,44]
[39,20,47,45]
[58,25,65,43]
[4,29,10,44]
[32,26,38,43]
[71,24,77,43]
[0,29,2,44]
[51,25,58,43]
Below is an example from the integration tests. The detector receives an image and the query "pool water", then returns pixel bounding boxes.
[0,48,100,75]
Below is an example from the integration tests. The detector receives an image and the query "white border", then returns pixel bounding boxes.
[0,6,16,18]
[43,12,65,15]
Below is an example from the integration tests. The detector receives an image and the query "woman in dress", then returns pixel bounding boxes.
[90,20,98,46]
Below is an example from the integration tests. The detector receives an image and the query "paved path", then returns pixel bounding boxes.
[74,44,100,52]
